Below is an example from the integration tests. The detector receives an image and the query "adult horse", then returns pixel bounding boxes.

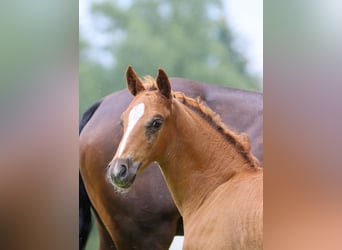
[107,67,263,249]
[79,71,263,249]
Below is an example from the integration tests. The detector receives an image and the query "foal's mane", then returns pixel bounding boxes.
[141,76,159,91]
[141,76,260,168]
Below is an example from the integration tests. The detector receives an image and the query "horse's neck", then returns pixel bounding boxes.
[158,100,254,218]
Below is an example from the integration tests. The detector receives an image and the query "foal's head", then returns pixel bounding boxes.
[107,66,173,190]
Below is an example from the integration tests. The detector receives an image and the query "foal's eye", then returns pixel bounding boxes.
[147,116,164,132]
[152,119,162,129]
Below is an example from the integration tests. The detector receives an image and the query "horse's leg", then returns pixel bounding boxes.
[79,100,102,249]
[94,211,117,250]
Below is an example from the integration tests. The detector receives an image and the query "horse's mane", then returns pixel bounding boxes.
[141,76,260,169]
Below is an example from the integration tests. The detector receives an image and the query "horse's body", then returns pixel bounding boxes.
[107,67,263,249]
[80,74,262,249]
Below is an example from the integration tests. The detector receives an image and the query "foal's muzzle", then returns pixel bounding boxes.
[107,158,140,189]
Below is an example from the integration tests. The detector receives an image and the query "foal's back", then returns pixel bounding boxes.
[184,170,263,250]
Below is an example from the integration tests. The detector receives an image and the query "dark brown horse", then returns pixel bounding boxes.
[79,73,262,249]
[108,66,263,249]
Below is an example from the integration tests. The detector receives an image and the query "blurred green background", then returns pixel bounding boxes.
[80,0,262,249]
[80,0,262,116]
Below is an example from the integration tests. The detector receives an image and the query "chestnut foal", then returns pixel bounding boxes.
[107,67,263,250]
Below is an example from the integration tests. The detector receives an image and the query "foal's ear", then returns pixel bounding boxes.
[126,66,145,96]
[156,68,171,99]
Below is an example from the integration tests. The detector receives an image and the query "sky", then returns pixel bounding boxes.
[223,0,263,77]
[80,0,262,78]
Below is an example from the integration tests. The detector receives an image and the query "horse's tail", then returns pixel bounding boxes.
[79,173,92,250]
[79,100,102,250]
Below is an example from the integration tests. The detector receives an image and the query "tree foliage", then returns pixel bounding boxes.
[80,0,261,114]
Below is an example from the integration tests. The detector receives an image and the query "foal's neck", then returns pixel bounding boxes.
[157,100,257,218]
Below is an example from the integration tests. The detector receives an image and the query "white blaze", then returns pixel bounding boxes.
[117,103,145,157]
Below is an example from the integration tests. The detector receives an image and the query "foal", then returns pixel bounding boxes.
[107,66,263,249]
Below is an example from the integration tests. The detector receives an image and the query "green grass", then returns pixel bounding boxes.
[85,212,99,250]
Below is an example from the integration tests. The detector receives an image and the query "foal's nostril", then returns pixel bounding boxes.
[119,164,128,178]
[110,158,133,184]
[108,158,139,188]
